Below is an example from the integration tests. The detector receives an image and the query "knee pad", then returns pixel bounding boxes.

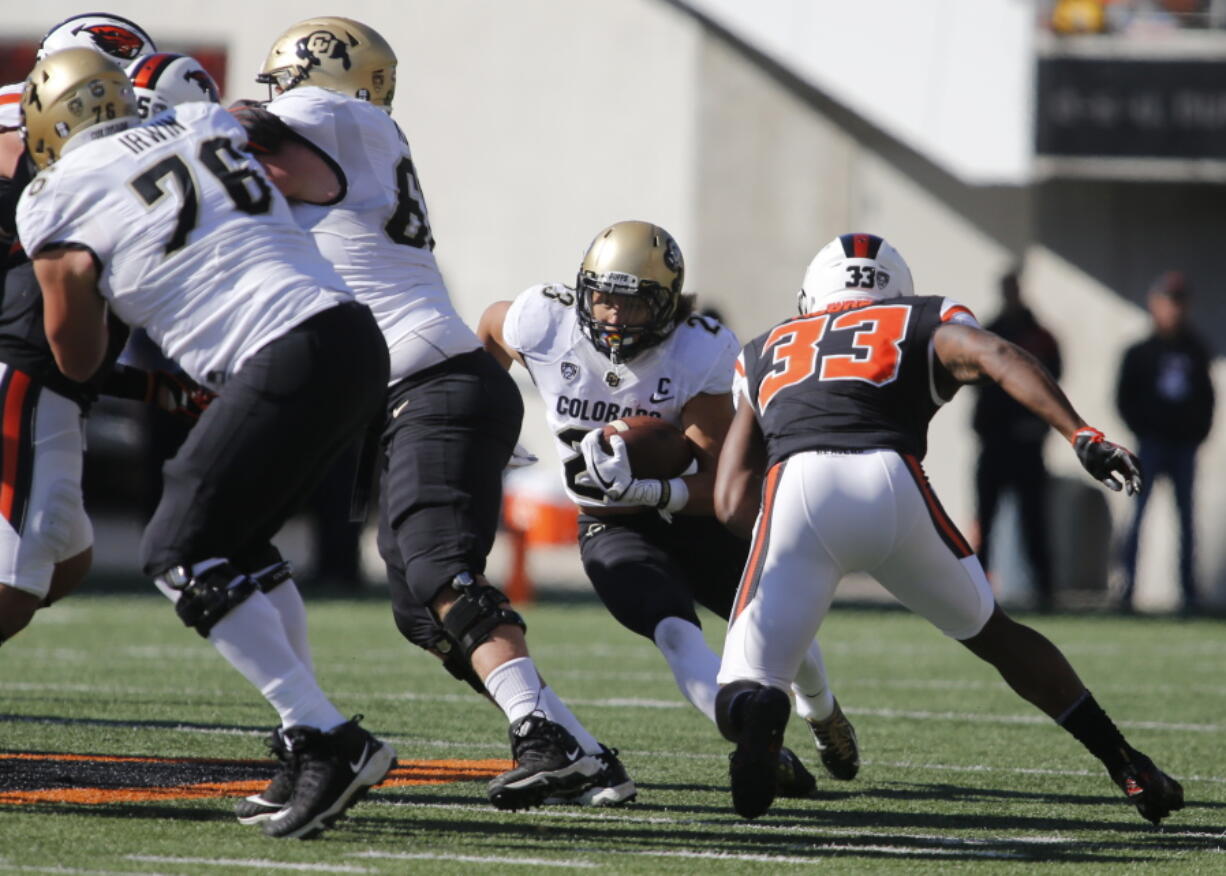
[714,680,765,743]
[438,574,526,663]
[158,562,258,638]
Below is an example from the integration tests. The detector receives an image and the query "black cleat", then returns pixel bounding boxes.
[487,713,602,811]
[546,744,637,806]
[806,697,860,781]
[1110,750,1185,825]
[235,727,294,825]
[263,716,396,839]
[728,685,791,819]
[775,746,816,798]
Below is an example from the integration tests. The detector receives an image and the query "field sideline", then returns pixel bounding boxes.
[1,591,1223,874]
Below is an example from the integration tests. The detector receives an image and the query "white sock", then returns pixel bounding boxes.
[156,578,347,732]
[652,616,720,723]
[540,685,602,756]
[262,577,314,675]
[483,656,544,724]
[792,639,836,722]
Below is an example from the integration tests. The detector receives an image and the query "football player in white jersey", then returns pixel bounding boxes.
[715,233,1183,824]
[479,220,860,796]
[235,16,621,812]
[16,49,396,839]
[0,30,218,650]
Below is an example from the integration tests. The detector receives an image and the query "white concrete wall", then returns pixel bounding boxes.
[680,0,1037,185]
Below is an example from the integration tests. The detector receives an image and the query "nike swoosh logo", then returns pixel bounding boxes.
[591,465,616,492]
[392,400,410,418]
[649,393,673,404]
[349,742,370,773]
[566,747,583,761]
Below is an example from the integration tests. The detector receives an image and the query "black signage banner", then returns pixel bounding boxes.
[1036,58,1226,158]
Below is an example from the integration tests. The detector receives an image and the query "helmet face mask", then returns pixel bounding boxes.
[797,233,914,315]
[127,53,220,120]
[38,13,156,63]
[258,17,397,111]
[575,221,684,364]
[22,48,138,169]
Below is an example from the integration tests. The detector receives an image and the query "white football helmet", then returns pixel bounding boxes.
[38,13,156,63]
[127,53,221,119]
[797,233,914,315]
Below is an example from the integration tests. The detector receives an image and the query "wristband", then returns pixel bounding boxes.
[1071,426,1104,446]
[656,477,689,514]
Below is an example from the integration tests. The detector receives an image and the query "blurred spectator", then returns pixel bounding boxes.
[972,270,1063,612]
[1051,0,1109,33]
[1115,271,1215,613]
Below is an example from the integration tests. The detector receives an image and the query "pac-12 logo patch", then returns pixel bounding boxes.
[560,361,579,383]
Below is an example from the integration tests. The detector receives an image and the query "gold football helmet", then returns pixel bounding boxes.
[576,220,685,363]
[22,48,138,169]
[257,17,396,111]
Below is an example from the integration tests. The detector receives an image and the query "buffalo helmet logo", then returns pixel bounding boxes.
[294,29,354,72]
[73,24,145,60]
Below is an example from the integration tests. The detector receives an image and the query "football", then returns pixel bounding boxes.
[600,415,694,480]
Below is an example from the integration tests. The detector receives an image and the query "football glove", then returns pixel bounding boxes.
[577,428,687,511]
[149,370,215,422]
[1072,427,1141,495]
[505,442,539,470]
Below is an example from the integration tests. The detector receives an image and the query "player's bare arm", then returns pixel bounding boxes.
[713,399,767,539]
[933,321,1140,494]
[933,322,1087,440]
[476,300,524,369]
[676,390,734,515]
[34,247,108,382]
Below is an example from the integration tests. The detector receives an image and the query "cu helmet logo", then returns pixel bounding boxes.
[73,24,145,59]
[295,30,354,72]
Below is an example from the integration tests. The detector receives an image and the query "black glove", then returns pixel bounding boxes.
[228,101,293,154]
[1073,427,1141,496]
[149,370,215,422]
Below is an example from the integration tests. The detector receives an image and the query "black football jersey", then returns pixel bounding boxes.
[0,246,128,411]
[738,295,977,467]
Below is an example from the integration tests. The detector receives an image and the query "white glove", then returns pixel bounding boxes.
[505,442,539,470]
[579,428,635,500]
[578,428,688,511]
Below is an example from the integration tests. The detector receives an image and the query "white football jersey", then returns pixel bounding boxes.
[16,102,350,389]
[503,284,740,507]
[266,87,480,383]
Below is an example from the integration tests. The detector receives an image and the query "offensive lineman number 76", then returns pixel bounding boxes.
[757,304,911,412]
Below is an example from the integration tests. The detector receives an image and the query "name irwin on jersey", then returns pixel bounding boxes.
[556,395,662,423]
[115,114,188,155]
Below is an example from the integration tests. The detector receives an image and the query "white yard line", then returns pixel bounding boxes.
[128,857,372,873]
[350,851,596,868]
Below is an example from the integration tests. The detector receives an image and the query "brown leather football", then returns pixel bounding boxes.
[599,415,694,479]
